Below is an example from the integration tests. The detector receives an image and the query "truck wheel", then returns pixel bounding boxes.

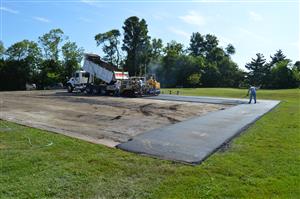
[85,86,92,94]
[100,88,106,95]
[127,90,135,97]
[92,88,98,95]
[67,84,74,93]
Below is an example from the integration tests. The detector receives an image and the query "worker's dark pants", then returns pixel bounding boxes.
[114,89,120,97]
[249,93,256,104]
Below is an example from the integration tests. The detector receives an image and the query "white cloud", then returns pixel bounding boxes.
[0,6,19,14]
[33,16,51,23]
[168,27,190,39]
[179,11,205,27]
[80,0,102,8]
[249,11,263,21]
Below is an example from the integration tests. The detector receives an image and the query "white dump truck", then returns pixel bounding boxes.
[66,53,160,97]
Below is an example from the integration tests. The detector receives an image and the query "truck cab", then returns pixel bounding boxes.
[67,70,92,92]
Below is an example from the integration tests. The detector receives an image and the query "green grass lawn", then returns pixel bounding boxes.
[1,88,299,198]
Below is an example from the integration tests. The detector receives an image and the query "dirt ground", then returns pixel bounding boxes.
[0,90,230,146]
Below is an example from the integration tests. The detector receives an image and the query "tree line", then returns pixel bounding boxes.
[0,16,299,91]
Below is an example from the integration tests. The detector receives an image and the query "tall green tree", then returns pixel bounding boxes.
[0,41,5,59]
[38,29,65,86]
[163,40,184,56]
[217,56,243,87]
[138,38,152,75]
[263,50,287,88]
[157,41,182,87]
[122,16,150,76]
[150,38,163,59]
[270,60,296,88]
[270,49,286,67]
[189,32,205,57]
[245,53,267,86]
[5,40,42,80]
[62,41,84,79]
[204,34,219,57]
[158,40,206,87]
[188,33,242,87]
[294,61,300,71]
[225,44,235,56]
[5,40,41,62]
[206,47,225,63]
[159,54,204,87]
[95,29,121,66]
[38,28,65,61]
[189,33,219,59]
[189,33,219,58]
[0,60,32,90]
[1,40,42,90]
[160,40,184,78]
[201,62,220,87]
[292,61,300,87]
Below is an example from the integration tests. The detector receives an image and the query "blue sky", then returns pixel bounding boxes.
[1,0,299,69]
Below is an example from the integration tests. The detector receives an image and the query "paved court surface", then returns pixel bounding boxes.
[118,95,280,164]
[147,94,247,105]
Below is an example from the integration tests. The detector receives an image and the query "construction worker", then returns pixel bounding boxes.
[139,78,145,94]
[247,85,257,104]
[148,76,155,88]
[114,80,121,96]
[139,78,145,88]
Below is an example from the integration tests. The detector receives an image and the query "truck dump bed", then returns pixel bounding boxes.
[85,54,119,71]
[82,54,128,83]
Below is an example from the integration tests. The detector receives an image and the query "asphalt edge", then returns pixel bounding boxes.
[190,100,281,165]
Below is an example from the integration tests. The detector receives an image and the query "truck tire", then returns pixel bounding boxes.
[125,90,135,97]
[99,88,106,95]
[85,85,92,94]
[67,84,74,93]
[92,87,98,95]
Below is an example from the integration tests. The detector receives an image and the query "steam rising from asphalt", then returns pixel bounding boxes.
[147,61,176,88]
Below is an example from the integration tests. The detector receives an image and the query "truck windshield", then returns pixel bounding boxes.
[83,72,90,78]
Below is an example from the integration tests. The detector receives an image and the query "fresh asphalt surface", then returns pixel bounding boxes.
[118,95,280,164]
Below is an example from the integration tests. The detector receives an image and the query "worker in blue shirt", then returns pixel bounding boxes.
[247,86,257,104]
